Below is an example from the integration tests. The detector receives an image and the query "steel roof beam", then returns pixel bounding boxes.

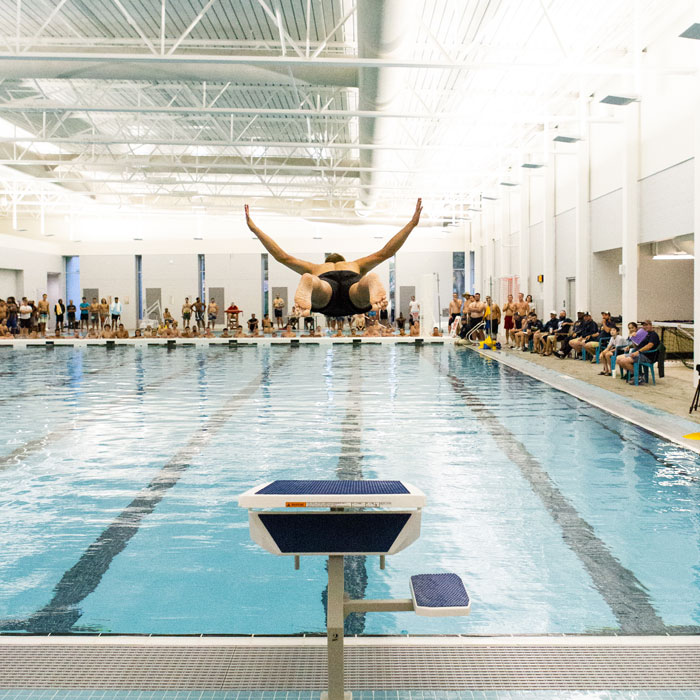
[0,51,691,76]
[0,101,608,123]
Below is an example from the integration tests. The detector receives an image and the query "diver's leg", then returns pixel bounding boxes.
[294,273,332,316]
[349,273,387,311]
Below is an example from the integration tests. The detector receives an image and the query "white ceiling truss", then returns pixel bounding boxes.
[0,0,691,225]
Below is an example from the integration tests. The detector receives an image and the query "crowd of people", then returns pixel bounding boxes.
[448,291,662,384]
[0,289,662,380]
[0,292,436,340]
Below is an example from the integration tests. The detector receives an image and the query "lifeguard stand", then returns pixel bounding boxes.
[238,479,471,700]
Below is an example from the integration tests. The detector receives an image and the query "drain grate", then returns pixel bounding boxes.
[1,642,699,690]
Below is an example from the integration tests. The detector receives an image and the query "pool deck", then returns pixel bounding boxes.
[1,634,699,691]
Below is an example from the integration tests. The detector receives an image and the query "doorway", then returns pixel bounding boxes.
[566,277,576,314]
[47,273,60,309]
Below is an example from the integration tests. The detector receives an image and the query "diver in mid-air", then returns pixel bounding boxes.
[244,199,422,318]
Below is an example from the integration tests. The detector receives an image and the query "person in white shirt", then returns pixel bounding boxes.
[110,297,122,327]
[599,326,628,376]
[408,296,420,326]
[18,297,32,335]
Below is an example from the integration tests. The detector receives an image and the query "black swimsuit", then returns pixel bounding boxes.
[312,270,372,317]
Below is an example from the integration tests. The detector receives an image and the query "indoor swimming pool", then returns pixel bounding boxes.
[0,344,699,636]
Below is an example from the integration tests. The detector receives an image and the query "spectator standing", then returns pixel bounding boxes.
[18,297,32,335]
[408,296,420,326]
[37,294,49,336]
[448,293,462,331]
[54,299,66,332]
[66,300,76,330]
[99,298,109,329]
[502,294,516,347]
[182,297,192,327]
[79,297,90,332]
[273,294,285,329]
[193,297,205,329]
[207,298,219,329]
[6,297,18,335]
[110,297,122,327]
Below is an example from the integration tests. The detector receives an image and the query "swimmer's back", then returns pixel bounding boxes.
[309,261,361,276]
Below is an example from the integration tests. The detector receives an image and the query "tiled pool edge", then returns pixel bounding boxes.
[470,346,700,455]
[1,635,700,691]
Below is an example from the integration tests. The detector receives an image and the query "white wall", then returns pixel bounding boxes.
[637,244,693,321]
[0,234,63,307]
[590,249,622,317]
[80,254,137,328]
[555,209,576,311]
[207,253,261,322]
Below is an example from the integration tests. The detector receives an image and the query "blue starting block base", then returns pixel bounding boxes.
[411,573,471,617]
[238,480,471,700]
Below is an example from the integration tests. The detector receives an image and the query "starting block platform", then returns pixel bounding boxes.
[238,479,470,700]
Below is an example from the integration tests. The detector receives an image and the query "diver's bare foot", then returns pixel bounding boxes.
[367,274,387,311]
[294,274,313,316]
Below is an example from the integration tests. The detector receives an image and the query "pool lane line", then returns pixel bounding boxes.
[325,346,368,635]
[1,348,292,634]
[0,347,238,472]
[470,346,700,456]
[428,350,668,635]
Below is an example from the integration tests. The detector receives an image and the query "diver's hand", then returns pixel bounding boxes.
[244,204,256,232]
[410,198,423,226]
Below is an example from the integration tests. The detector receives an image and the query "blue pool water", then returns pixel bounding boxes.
[0,344,699,636]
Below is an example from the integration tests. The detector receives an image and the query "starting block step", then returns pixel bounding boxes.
[410,573,471,617]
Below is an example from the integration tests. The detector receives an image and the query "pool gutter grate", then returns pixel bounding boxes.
[1,641,700,690]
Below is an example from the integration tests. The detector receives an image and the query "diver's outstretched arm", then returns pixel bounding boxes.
[244,205,315,275]
[353,198,422,275]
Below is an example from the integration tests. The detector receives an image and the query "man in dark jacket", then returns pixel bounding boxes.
[557,312,597,358]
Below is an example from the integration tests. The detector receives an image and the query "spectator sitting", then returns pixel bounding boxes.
[431,326,442,337]
[101,323,115,339]
[221,327,230,338]
[234,325,244,338]
[167,321,180,337]
[115,324,129,339]
[583,311,617,362]
[281,324,295,338]
[247,314,259,333]
[163,308,174,326]
[599,326,627,376]
[191,326,200,337]
[513,312,534,349]
[133,329,143,338]
[409,321,420,337]
[262,314,274,334]
[567,312,598,357]
[534,311,559,353]
[616,320,660,383]
[519,312,543,351]
[556,312,589,358]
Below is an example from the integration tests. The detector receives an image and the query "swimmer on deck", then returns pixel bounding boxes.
[244,199,423,317]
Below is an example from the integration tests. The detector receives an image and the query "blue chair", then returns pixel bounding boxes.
[620,348,661,386]
[594,336,610,364]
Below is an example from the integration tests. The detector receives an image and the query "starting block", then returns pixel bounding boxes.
[238,479,470,700]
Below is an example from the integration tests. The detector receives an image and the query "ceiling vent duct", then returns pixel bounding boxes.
[356,0,418,210]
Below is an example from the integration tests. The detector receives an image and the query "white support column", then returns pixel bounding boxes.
[473,215,483,295]
[621,102,640,329]
[519,176,530,295]
[543,130,556,314]
[694,46,700,382]
[485,208,495,299]
[575,96,591,314]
